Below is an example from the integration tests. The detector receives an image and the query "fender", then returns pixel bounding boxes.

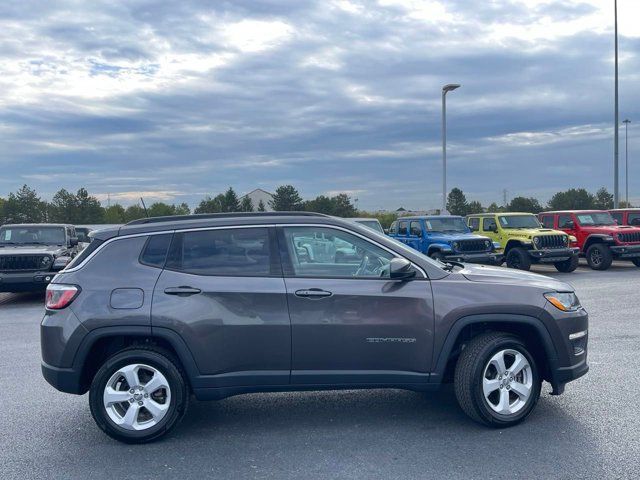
[430,313,558,384]
[426,242,452,255]
[584,234,615,248]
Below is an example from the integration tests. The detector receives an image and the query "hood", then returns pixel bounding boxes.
[504,228,565,238]
[460,263,573,292]
[429,232,490,242]
[579,225,640,234]
[0,244,65,256]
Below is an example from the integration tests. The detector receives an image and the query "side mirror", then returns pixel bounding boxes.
[69,237,79,247]
[469,224,478,232]
[389,258,416,280]
[490,224,498,233]
[564,221,575,229]
[384,229,389,234]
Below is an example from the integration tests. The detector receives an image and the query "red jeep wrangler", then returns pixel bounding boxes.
[609,209,640,226]
[539,210,640,270]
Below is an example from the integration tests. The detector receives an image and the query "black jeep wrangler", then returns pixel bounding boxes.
[0,223,79,292]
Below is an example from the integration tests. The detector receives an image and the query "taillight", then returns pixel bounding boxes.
[45,284,80,310]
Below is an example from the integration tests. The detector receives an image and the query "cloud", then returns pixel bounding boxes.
[0,0,639,209]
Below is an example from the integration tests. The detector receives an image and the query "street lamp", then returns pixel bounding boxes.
[614,0,620,208]
[623,119,631,205]
[442,83,460,213]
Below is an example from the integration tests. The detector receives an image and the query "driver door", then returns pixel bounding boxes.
[278,225,435,386]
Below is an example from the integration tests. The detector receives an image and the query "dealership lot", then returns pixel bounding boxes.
[1,262,639,479]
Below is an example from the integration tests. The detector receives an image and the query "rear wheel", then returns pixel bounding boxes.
[454,332,541,427]
[554,254,579,273]
[585,243,613,270]
[505,247,531,271]
[89,346,189,443]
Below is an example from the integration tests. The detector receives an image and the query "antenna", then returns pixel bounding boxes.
[140,197,149,218]
[503,189,508,207]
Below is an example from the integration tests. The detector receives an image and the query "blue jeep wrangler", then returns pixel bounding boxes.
[388,215,502,264]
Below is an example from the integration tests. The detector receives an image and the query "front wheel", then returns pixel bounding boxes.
[585,243,613,270]
[554,254,579,273]
[454,332,541,427]
[89,346,189,443]
[505,247,532,271]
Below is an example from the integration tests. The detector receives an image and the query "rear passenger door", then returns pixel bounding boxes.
[152,227,291,386]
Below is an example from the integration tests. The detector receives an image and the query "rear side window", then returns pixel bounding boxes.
[410,221,422,236]
[540,215,554,228]
[398,221,408,235]
[140,234,172,268]
[166,228,272,276]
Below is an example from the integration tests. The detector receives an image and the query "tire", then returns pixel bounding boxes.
[632,258,640,267]
[430,251,446,262]
[454,332,541,428]
[554,254,579,273]
[89,346,189,443]
[585,243,613,270]
[505,247,532,271]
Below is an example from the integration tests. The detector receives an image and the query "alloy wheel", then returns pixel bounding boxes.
[482,349,532,416]
[103,363,171,431]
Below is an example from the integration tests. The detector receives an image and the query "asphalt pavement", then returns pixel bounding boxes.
[1,261,639,479]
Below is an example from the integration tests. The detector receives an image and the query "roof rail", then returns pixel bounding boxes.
[125,211,329,226]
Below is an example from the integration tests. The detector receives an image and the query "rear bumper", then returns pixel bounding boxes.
[0,271,55,292]
[41,362,84,394]
[610,244,640,259]
[444,252,503,264]
[528,247,579,263]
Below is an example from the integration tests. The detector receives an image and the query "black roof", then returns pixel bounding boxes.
[126,211,327,226]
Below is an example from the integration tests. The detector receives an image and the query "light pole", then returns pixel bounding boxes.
[442,83,460,213]
[614,0,620,208]
[623,119,631,205]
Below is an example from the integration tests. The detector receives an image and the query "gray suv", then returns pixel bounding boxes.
[41,213,588,443]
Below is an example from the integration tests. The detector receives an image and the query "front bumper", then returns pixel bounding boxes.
[443,252,504,265]
[610,244,640,259]
[0,271,56,292]
[528,247,579,263]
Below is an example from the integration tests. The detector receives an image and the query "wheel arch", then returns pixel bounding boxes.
[504,239,527,253]
[583,235,611,251]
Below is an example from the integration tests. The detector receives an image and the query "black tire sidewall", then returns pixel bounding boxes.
[89,349,187,443]
[506,248,531,271]
[586,244,613,270]
[469,337,541,427]
[554,254,578,272]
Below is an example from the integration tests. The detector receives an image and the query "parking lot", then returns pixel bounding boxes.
[1,262,639,480]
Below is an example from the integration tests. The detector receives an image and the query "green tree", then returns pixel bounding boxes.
[507,196,542,213]
[175,203,191,215]
[49,188,77,222]
[486,202,503,213]
[0,197,5,224]
[75,188,103,223]
[194,194,225,214]
[3,185,47,223]
[547,188,595,210]
[304,195,334,214]
[124,204,147,222]
[446,188,468,216]
[270,185,303,211]
[239,196,254,212]
[148,202,176,217]
[257,199,266,212]
[593,187,614,210]
[466,200,484,214]
[330,193,357,217]
[104,204,126,223]
[223,187,240,212]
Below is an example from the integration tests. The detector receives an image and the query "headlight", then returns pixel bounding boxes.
[452,242,459,251]
[484,240,491,249]
[544,292,581,312]
[40,256,52,268]
[533,237,540,246]
[602,236,614,242]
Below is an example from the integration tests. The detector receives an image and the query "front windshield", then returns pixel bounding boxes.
[576,212,615,226]
[356,220,384,234]
[498,215,541,229]
[0,226,66,245]
[425,217,469,233]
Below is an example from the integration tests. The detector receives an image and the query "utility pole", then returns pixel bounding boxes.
[503,189,508,208]
[614,0,620,208]
[441,84,460,214]
[623,119,631,205]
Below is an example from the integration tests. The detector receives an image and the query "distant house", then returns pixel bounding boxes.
[240,188,274,211]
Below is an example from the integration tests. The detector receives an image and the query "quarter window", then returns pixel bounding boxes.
[166,228,272,276]
[140,234,172,268]
[282,226,395,278]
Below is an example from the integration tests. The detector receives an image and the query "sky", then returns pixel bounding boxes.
[0,0,639,211]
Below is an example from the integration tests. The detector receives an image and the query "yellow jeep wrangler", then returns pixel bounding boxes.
[466,212,580,272]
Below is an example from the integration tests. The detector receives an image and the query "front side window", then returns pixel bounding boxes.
[558,214,573,229]
[389,221,398,234]
[425,217,469,233]
[482,217,497,231]
[540,215,554,228]
[575,212,615,226]
[498,215,541,229]
[282,226,395,278]
[398,221,408,235]
[468,217,480,231]
[0,226,66,245]
[166,228,271,276]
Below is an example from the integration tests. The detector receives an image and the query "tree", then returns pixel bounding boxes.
[466,200,484,214]
[49,188,77,223]
[594,187,614,210]
[547,188,595,210]
[487,202,503,213]
[304,195,334,214]
[257,200,266,212]
[148,202,177,217]
[75,188,103,223]
[240,196,254,212]
[194,194,225,214]
[0,197,5,224]
[223,187,240,212]
[3,185,46,223]
[270,185,303,211]
[124,204,147,222]
[446,188,468,216]
[175,203,191,215]
[104,204,126,223]
[330,193,357,217]
[507,196,542,214]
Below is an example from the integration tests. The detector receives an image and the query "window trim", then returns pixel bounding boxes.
[276,224,427,280]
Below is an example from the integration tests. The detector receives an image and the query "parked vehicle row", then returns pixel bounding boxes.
[41,212,589,442]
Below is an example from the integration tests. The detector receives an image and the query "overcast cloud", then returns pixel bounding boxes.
[0,0,638,210]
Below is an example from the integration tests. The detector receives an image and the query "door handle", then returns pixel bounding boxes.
[164,286,202,296]
[294,288,332,298]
